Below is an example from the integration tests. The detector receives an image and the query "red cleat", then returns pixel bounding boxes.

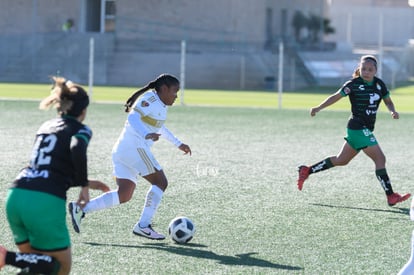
[387,193,411,206]
[297,166,310,191]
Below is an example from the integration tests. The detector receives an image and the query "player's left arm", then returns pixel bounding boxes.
[70,135,89,187]
[70,135,91,205]
[383,96,399,119]
[159,126,192,155]
[178,143,192,155]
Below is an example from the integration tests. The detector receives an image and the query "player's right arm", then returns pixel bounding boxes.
[127,112,160,141]
[310,90,343,116]
[128,93,164,141]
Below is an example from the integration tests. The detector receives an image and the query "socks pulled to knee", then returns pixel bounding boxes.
[138,185,164,228]
[376,168,394,195]
[6,252,60,274]
[310,157,334,174]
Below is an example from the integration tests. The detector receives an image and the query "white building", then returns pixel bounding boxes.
[0,0,413,88]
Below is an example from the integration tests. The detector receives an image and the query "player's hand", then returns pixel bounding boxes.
[310,107,320,117]
[145,133,161,141]
[77,186,90,208]
[391,111,399,119]
[179,144,192,156]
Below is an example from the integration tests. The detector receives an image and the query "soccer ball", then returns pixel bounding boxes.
[168,216,195,244]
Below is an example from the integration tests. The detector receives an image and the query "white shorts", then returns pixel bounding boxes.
[111,136,161,184]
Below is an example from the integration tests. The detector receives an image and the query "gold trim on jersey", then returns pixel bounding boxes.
[141,116,165,127]
[133,107,165,127]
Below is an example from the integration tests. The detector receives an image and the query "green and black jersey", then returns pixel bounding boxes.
[13,116,92,199]
[340,76,389,131]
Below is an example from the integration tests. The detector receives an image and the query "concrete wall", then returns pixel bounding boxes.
[1,0,413,46]
[327,0,414,47]
[0,33,114,84]
[1,0,413,88]
[0,0,321,42]
[0,0,79,34]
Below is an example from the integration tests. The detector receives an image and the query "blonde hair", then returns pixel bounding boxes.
[39,76,89,117]
[352,55,378,79]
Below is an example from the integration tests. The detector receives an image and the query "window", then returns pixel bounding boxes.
[105,0,116,32]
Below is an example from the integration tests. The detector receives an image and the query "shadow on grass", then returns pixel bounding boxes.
[310,203,409,216]
[83,241,302,271]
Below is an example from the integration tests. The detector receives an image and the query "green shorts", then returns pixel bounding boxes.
[344,128,378,151]
[5,188,70,251]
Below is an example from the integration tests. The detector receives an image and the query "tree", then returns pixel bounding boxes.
[323,18,335,35]
[291,11,308,42]
[306,14,335,43]
[307,13,321,43]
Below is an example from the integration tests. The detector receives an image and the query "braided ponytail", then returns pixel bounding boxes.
[124,74,179,112]
[124,80,156,112]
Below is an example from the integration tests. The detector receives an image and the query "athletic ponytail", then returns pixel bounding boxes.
[352,68,360,79]
[124,74,180,112]
[39,76,89,117]
[124,80,156,112]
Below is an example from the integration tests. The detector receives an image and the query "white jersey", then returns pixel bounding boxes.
[132,91,167,134]
[111,90,181,182]
[123,90,167,147]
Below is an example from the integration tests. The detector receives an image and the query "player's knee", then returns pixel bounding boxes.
[118,192,133,203]
[156,178,168,191]
[117,186,135,203]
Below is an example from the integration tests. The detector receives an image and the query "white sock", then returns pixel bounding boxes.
[137,185,164,228]
[83,190,120,213]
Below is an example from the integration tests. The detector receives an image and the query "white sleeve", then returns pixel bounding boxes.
[158,125,182,147]
[127,111,150,138]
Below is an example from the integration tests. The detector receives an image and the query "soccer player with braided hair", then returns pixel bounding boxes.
[1,77,108,274]
[297,55,410,206]
[69,73,191,240]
